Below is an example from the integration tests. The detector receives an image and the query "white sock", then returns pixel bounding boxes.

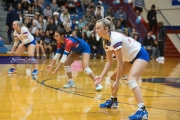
[111,96,116,98]
[43,54,46,56]
[68,79,73,82]
[37,54,39,56]
[138,103,144,110]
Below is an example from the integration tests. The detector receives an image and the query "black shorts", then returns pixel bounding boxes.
[135,6,143,13]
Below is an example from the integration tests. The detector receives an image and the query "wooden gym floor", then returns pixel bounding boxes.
[0,58,180,120]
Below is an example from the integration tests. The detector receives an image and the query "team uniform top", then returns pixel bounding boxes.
[56,37,89,55]
[106,31,141,62]
[14,27,34,43]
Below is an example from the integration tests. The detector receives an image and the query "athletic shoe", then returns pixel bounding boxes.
[63,81,75,88]
[100,99,118,108]
[7,68,17,74]
[31,69,39,76]
[128,109,148,120]
[96,84,103,91]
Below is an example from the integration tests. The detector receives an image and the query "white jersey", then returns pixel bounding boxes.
[105,31,141,62]
[13,27,34,43]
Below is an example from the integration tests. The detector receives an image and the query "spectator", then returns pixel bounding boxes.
[89,6,95,16]
[38,0,45,11]
[143,31,154,58]
[95,2,104,18]
[151,35,158,59]
[115,19,124,33]
[24,17,32,28]
[43,5,53,19]
[21,0,30,11]
[50,0,58,13]
[115,7,127,27]
[24,6,35,19]
[98,37,105,59]
[64,24,72,36]
[74,25,82,38]
[31,21,37,34]
[88,32,98,59]
[60,9,71,27]
[133,0,145,15]
[147,4,157,34]
[33,1,42,14]
[156,22,166,61]
[71,30,77,37]
[46,18,58,37]
[95,7,102,20]
[89,17,97,31]
[66,0,77,15]
[129,27,139,37]
[33,28,46,58]
[80,0,91,12]
[83,9,93,24]
[36,15,47,32]
[15,3,24,17]
[132,34,140,42]
[78,18,86,30]
[43,30,53,58]
[51,34,57,55]
[71,19,77,30]
[81,31,88,42]
[84,25,91,37]
[6,7,19,44]
[105,7,114,17]
[52,12,61,27]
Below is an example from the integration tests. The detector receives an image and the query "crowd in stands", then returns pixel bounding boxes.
[3,0,166,61]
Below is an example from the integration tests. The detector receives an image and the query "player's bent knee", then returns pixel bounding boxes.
[64,66,71,73]
[127,80,138,90]
[84,67,92,75]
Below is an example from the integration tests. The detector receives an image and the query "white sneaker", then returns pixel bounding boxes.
[63,81,75,88]
[160,57,165,61]
[156,57,161,61]
[96,84,103,91]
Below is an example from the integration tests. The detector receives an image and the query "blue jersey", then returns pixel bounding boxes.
[56,37,90,55]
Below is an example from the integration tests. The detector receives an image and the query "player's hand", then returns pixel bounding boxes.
[10,50,14,55]
[112,81,119,93]
[46,64,52,71]
[94,76,103,85]
[52,67,59,74]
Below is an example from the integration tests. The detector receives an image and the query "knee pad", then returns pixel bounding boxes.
[64,66,71,73]
[127,80,138,90]
[84,67,92,75]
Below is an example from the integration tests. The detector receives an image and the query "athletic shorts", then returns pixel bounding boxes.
[24,39,36,47]
[130,46,150,64]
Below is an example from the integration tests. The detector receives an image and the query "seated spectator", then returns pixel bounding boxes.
[74,25,82,38]
[39,28,45,37]
[71,30,77,37]
[46,18,58,37]
[64,24,72,36]
[89,6,95,16]
[78,18,86,30]
[43,30,53,58]
[88,32,98,59]
[15,3,24,17]
[105,7,114,17]
[50,0,58,13]
[83,9,93,24]
[71,19,77,30]
[43,5,52,19]
[81,31,88,42]
[60,9,71,28]
[143,31,155,58]
[24,17,32,28]
[115,7,127,27]
[38,0,45,11]
[36,15,47,32]
[84,25,91,37]
[129,27,139,37]
[95,2,104,18]
[80,0,91,12]
[132,34,139,42]
[31,21,37,34]
[21,0,30,11]
[33,28,46,58]
[52,12,61,27]
[115,19,124,33]
[66,0,77,15]
[95,7,102,20]
[24,6,35,20]
[89,17,97,31]
[33,1,42,14]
